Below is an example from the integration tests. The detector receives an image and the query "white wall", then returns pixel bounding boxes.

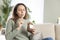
[10,0,44,24]
[44,0,60,24]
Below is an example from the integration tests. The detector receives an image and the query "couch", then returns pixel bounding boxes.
[0,23,60,40]
[33,23,60,40]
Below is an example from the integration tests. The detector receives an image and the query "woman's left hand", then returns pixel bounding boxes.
[27,22,36,34]
[31,27,36,34]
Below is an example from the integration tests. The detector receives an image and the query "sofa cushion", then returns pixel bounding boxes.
[55,24,60,40]
[33,24,55,40]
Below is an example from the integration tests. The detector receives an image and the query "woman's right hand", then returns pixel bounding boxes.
[16,19,24,30]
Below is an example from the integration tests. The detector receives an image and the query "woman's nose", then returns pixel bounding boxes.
[21,10,23,13]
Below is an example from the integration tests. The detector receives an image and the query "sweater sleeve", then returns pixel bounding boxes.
[5,19,20,40]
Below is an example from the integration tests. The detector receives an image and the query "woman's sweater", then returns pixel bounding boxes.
[5,19,29,40]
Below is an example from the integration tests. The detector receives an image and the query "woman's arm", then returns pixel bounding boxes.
[5,19,20,40]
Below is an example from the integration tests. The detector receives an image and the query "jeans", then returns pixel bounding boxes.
[42,37,53,40]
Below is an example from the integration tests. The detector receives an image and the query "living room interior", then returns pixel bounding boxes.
[0,0,60,40]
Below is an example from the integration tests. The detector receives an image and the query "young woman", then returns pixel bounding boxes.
[5,3,35,40]
[5,3,53,40]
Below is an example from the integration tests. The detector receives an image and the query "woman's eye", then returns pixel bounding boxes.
[18,10,21,11]
[23,9,25,11]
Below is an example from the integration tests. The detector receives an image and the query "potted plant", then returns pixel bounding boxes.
[0,0,12,27]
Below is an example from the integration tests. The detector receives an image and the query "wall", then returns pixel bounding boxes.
[44,0,60,23]
[11,0,44,24]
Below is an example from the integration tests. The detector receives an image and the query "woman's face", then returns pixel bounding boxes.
[17,5,26,18]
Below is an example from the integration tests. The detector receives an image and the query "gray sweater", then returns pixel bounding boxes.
[5,19,30,40]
